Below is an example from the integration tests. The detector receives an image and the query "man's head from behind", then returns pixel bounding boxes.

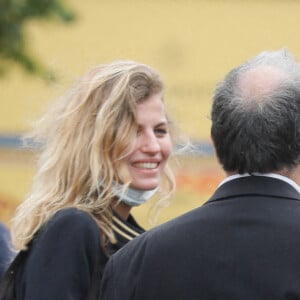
[211,49,300,174]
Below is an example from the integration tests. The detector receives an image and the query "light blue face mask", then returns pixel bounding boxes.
[113,183,158,207]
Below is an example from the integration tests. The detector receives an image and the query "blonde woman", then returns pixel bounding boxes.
[0,61,176,300]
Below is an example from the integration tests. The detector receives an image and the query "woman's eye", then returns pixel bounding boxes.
[155,128,168,136]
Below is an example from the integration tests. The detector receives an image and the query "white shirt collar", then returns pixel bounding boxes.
[219,172,300,194]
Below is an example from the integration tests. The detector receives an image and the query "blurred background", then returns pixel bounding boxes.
[1,0,300,228]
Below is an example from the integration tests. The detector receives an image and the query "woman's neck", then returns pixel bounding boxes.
[112,200,132,220]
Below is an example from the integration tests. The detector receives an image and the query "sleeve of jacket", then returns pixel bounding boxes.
[99,257,115,300]
[19,208,102,300]
[99,234,146,300]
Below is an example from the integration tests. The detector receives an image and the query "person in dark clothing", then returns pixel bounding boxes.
[100,49,300,300]
[0,60,176,300]
[0,222,14,278]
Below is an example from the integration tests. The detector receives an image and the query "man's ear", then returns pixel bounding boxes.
[210,135,216,155]
[210,135,215,149]
[210,135,221,164]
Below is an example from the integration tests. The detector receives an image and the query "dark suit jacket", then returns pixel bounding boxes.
[100,176,300,300]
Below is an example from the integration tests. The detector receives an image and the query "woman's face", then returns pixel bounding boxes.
[124,92,172,190]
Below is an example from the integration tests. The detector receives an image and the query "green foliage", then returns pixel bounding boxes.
[0,0,76,81]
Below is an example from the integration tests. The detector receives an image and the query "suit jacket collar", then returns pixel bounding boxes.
[207,176,300,205]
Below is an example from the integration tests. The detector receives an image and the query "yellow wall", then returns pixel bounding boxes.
[3,0,300,138]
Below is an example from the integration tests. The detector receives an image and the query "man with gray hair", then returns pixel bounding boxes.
[100,49,300,299]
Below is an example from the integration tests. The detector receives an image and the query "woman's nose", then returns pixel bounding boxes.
[140,133,160,153]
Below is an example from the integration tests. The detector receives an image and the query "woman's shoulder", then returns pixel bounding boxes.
[51,207,96,224]
[39,208,100,244]
[14,208,103,299]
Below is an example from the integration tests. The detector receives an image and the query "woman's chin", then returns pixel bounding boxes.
[130,182,159,191]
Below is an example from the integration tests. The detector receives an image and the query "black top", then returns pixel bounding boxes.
[3,207,144,300]
[100,176,300,300]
